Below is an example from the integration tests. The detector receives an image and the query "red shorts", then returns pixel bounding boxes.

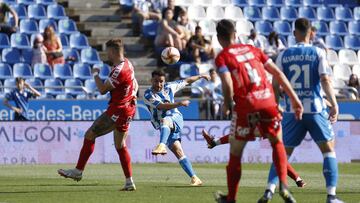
[230,106,282,141]
[105,100,136,132]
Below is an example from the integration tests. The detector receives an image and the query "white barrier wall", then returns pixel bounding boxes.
[0,121,359,165]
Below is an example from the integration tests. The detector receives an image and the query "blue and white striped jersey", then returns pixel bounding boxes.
[144,80,188,129]
[276,43,332,113]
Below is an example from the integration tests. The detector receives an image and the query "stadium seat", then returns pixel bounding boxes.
[38,93,54,99]
[10,4,27,19]
[4,78,16,93]
[59,33,70,49]
[248,0,266,6]
[333,64,352,81]
[236,20,254,36]
[142,20,158,39]
[335,6,353,22]
[339,49,359,66]
[212,0,232,6]
[37,0,56,6]
[352,64,360,76]
[25,78,43,92]
[280,7,298,21]
[34,63,53,79]
[180,63,199,79]
[18,0,36,5]
[324,0,342,7]
[198,20,216,36]
[10,33,30,49]
[56,93,74,99]
[325,35,344,50]
[47,4,67,20]
[84,79,97,94]
[274,20,292,36]
[58,19,78,35]
[298,7,317,21]
[344,35,360,50]
[187,5,207,21]
[243,6,262,21]
[53,63,73,79]
[0,63,12,80]
[96,93,110,100]
[206,6,225,21]
[13,63,33,79]
[0,33,10,49]
[284,0,302,7]
[20,19,39,35]
[93,63,111,80]
[303,0,322,6]
[232,0,248,6]
[44,78,63,95]
[287,35,296,47]
[69,33,89,50]
[354,7,360,21]
[349,21,360,35]
[317,6,335,22]
[224,6,244,21]
[2,48,21,64]
[39,19,58,33]
[311,21,329,36]
[4,0,17,5]
[329,21,348,36]
[73,63,92,80]
[63,48,80,64]
[64,78,83,95]
[76,93,88,99]
[81,48,101,64]
[28,4,47,20]
[194,0,212,6]
[326,49,339,66]
[262,7,280,21]
[267,0,284,7]
[255,20,273,36]
[22,48,33,64]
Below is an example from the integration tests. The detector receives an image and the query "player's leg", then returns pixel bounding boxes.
[202,130,229,149]
[152,116,174,155]
[58,112,116,181]
[114,129,135,191]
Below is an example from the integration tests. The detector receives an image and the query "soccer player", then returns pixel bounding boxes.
[258,18,343,203]
[213,19,303,203]
[58,38,138,191]
[144,70,208,186]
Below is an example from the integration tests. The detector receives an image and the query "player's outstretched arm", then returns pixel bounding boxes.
[184,75,211,85]
[157,100,190,111]
[219,72,233,117]
[321,74,338,123]
[92,67,114,95]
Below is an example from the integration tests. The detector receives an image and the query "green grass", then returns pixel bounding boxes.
[0,163,359,203]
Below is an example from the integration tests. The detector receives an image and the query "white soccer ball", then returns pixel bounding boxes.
[161,47,180,65]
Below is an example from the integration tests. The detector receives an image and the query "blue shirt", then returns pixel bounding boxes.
[276,43,332,113]
[144,80,188,129]
[5,89,34,119]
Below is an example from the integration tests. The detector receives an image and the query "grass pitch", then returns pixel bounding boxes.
[0,163,359,203]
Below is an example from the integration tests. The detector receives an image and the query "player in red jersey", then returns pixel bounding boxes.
[58,38,138,191]
[213,20,303,203]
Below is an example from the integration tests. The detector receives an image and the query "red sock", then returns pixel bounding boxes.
[271,140,288,186]
[220,134,230,144]
[226,154,241,202]
[287,163,299,181]
[76,138,95,171]
[117,146,132,178]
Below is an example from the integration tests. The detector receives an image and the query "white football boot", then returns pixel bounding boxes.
[58,168,83,181]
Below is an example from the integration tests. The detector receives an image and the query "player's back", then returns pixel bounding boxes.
[277,43,330,113]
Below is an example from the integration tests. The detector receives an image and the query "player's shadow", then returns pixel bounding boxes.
[155,185,218,189]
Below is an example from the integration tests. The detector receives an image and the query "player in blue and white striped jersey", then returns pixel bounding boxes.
[144,70,210,186]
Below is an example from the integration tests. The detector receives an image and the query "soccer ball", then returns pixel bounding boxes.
[161,47,180,65]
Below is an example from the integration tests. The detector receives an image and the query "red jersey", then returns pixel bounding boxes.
[215,44,277,112]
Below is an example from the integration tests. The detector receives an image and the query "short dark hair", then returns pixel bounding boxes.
[15,77,24,84]
[311,26,317,32]
[162,7,173,19]
[209,69,216,74]
[294,18,311,35]
[216,19,235,41]
[195,25,202,32]
[152,70,166,78]
[106,38,124,52]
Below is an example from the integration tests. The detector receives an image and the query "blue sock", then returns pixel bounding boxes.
[179,156,195,178]
[159,125,171,144]
[266,163,279,193]
[323,152,338,195]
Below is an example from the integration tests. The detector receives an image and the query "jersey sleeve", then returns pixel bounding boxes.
[316,48,332,76]
[167,80,188,94]
[215,52,229,74]
[144,90,163,108]
[107,68,122,88]
[257,47,272,65]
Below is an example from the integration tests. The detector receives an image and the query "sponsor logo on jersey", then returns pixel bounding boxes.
[111,114,119,122]
[236,126,250,137]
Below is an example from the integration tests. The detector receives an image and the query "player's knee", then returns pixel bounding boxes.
[319,141,335,153]
[160,118,172,128]
[85,129,96,141]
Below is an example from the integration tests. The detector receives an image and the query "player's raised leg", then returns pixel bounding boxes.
[202,130,229,149]
[58,113,116,181]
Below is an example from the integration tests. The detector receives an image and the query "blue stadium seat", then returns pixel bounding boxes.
[255,21,273,36]
[73,63,92,80]
[354,7,360,21]
[303,0,322,6]
[28,4,47,20]
[58,19,78,35]
[335,7,353,22]
[18,0,35,5]
[44,78,63,95]
[20,19,39,35]
[284,0,302,7]
[119,0,134,12]
[326,35,344,50]
[142,20,158,39]
[93,63,111,80]
[10,4,27,19]
[96,93,110,100]
[312,21,329,36]
[39,19,57,33]
[324,0,342,7]
[22,48,33,64]
[267,0,284,7]
[179,63,198,79]
[36,0,56,6]
[56,93,74,99]
[13,63,33,79]
[243,6,262,21]
[317,6,335,22]
[81,48,101,65]
[84,79,97,95]
[298,6,317,21]
[63,48,80,64]
[69,33,89,50]
[64,78,83,95]
[248,0,266,6]
[4,0,17,5]
[0,63,12,80]
[2,48,21,64]
[349,21,360,35]
[47,4,67,20]
[262,7,280,21]
[0,33,10,49]
[25,78,43,92]
[53,63,73,79]
[38,93,54,99]
[232,0,248,6]
[60,33,70,49]
[344,35,360,50]
[4,78,16,93]
[34,63,53,79]
[280,7,298,21]
[329,21,348,36]
[76,93,88,99]
[10,33,30,49]
[274,21,292,36]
